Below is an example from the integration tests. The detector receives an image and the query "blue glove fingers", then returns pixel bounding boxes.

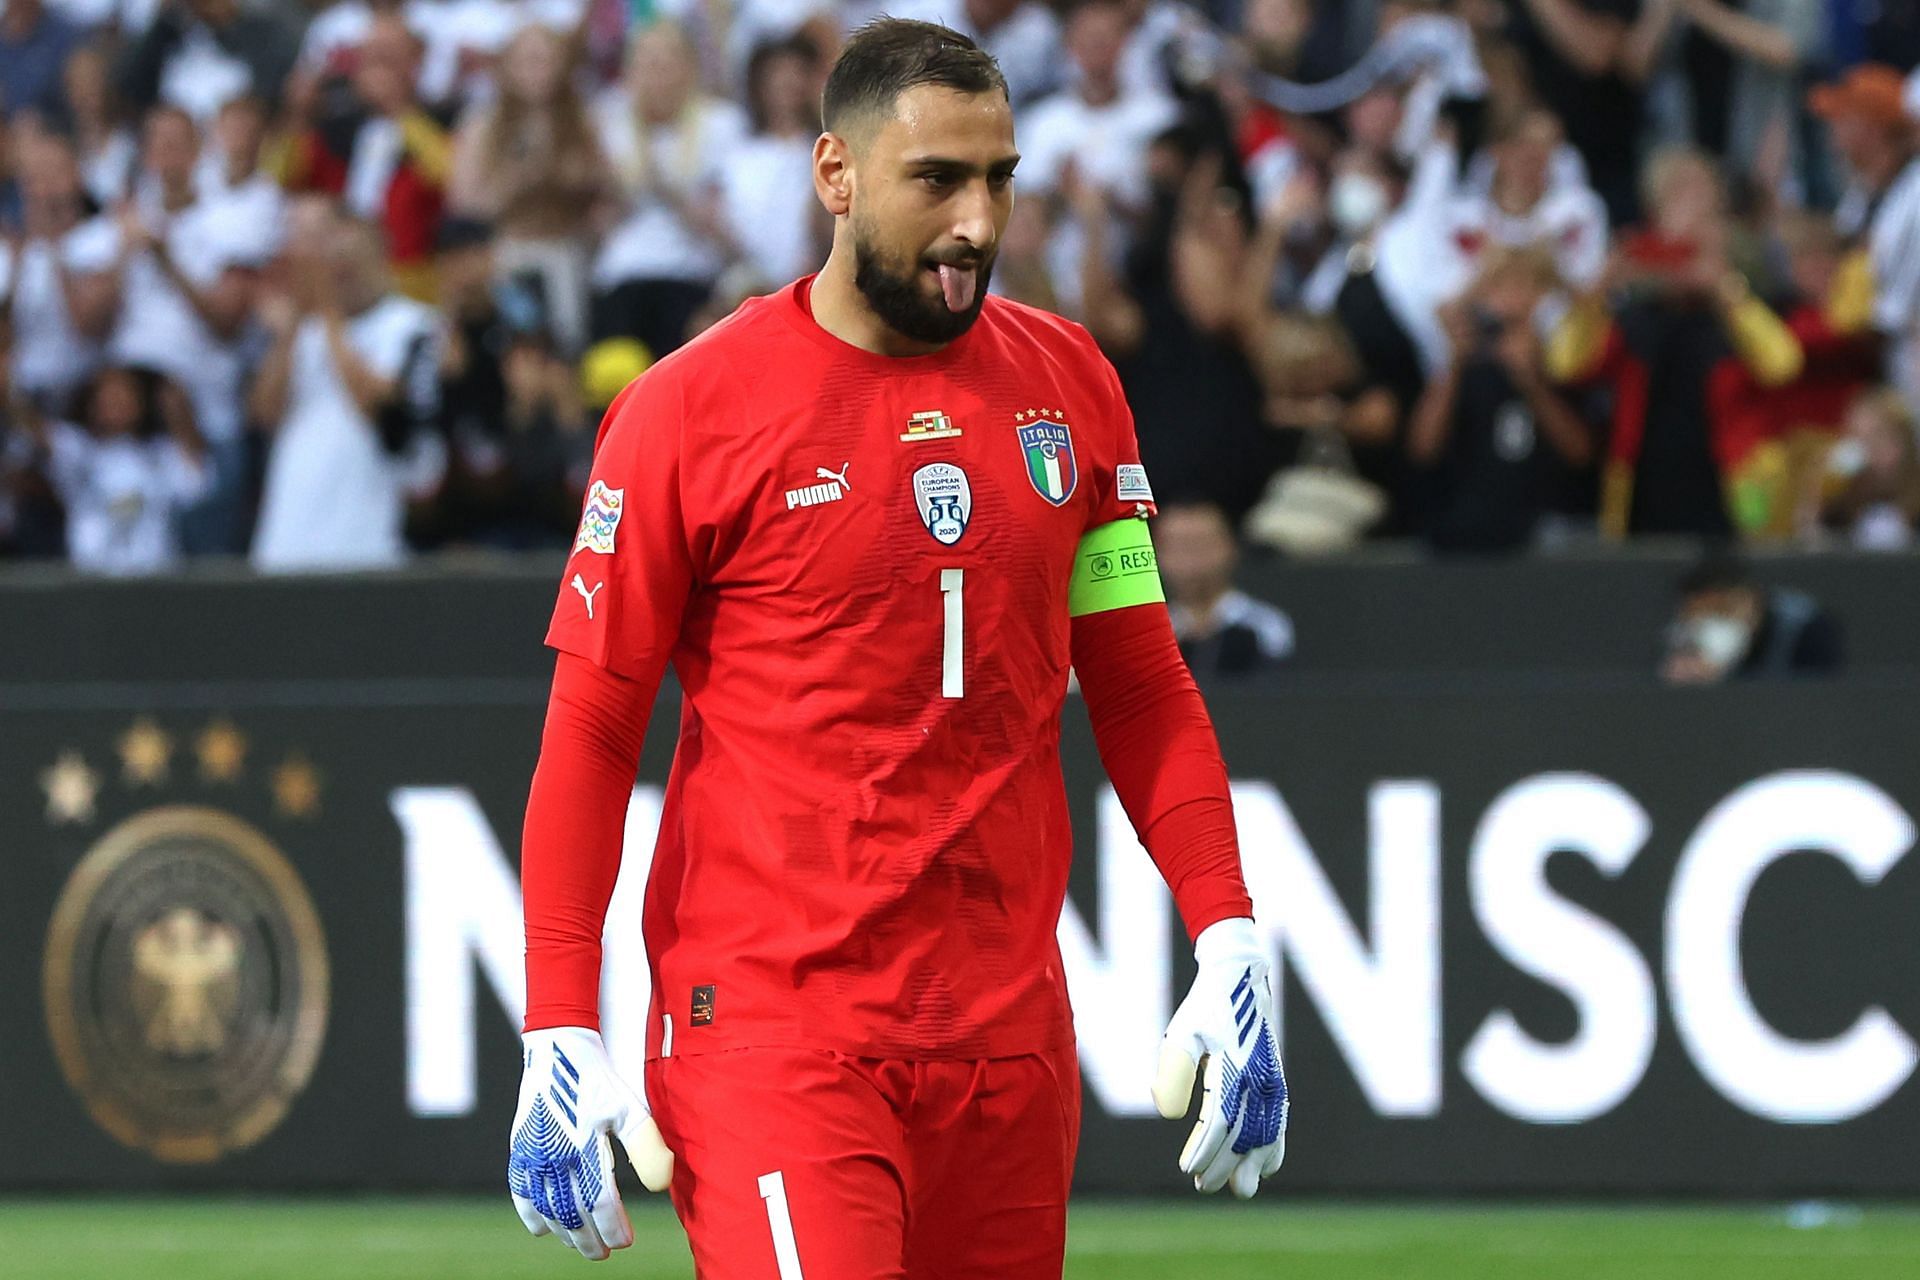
[1229,1034,1287,1155]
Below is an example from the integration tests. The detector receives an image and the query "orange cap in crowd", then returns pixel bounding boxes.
[1808,64,1912,128]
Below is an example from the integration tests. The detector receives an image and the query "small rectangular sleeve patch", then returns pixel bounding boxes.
[572,480,624,555]
[1069,517,1165,616]
[1115,464,1154,502]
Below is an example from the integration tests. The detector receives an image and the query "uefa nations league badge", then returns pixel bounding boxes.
[913,463,972,545]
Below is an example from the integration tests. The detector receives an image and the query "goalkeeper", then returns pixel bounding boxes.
[509,17,1287,1276]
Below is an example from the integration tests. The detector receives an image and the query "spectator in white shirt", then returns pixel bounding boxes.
[195,93,288,249]
[1441,110,1607,289]
[590,19,748,356]
[1811,65,1920,405]
[108,106,274,554]
[114,0,302,121]
[405,0,589,108]
[1113,0,1220,99]
[110,109,266,458]
[34,363,210,575]
[57,40,138,209]
[892,0,1063,106]
[1,130,118,415]
[1021,0,1179,211]
[251,212,442,573]
[650,0,838,94]
[1382,109,1608,373]
[718,33,829,293]
[1018,0,1180,311]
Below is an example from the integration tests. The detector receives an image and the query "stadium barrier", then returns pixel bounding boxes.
[3,556,1917,1194]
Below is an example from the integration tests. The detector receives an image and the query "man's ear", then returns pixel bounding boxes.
[815,132,853,217]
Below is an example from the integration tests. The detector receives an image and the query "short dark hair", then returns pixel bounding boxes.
[745,32,821,134]
[821,18,1007,139]
[1679,549,1753,598]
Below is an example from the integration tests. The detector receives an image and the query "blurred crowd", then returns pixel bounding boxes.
[5,0,1920,578]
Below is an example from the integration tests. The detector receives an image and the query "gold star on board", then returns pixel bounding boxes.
[41,751,99,825]
[118,718,173,786]
[196,719,247,783]
[272,754,322,819]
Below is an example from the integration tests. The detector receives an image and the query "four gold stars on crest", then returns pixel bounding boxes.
[119,718,172,786]
[271,754,323,820]
[1013,408,1067,423]
[196,719,247,783]
[39,718,321,824]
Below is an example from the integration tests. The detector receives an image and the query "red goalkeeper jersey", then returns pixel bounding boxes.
[545,277,1158,1061]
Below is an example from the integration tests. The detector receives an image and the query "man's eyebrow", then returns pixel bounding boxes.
[903,153,1023,173]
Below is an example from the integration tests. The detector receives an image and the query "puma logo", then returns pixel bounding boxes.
[786,463,852,510]
[816,463,851,491]
[570,573,604,619]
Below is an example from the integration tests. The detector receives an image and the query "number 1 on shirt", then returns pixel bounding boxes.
[940,569,963,699]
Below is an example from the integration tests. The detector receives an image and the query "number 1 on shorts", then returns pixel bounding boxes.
[757,1170,807,1279]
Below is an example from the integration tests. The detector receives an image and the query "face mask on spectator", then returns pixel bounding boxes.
[1689,616,1752,670]
[1328,172,1389,239]
[1827,438,1868,478]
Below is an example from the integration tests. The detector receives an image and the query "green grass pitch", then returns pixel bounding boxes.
[3,1197,1917,1279]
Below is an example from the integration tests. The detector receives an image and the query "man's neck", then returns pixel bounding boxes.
[1080,77,1120,109]
[1861,145,1914,194]
[1493,180,1537,217]
[1180,585,1232,634]
[339,284,386,319]
[641,98,689,128]
[809,244,950,358]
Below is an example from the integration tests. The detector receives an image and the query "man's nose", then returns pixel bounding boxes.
[950,180,998,250]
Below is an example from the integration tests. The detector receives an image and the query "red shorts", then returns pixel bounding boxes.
[645,1043,1081,1279]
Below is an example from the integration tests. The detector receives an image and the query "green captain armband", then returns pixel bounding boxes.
[1068,517,1165,617]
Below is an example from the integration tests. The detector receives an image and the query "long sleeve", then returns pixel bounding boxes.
[1071,603,1253,941]
[1720,287,1805,387]
[1546,292,1615,384]
[397,109,455,186]
[520,650,664,1032]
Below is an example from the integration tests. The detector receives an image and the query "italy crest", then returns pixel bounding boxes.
[1018,419,1077,506]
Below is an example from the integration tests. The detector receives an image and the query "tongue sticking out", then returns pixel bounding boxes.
[937,264,977,313]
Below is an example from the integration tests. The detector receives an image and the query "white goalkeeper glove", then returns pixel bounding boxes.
[508,1027,675,1261]
[1152,917,1289,1199]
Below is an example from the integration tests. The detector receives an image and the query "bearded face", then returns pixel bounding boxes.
[850,204,995,346]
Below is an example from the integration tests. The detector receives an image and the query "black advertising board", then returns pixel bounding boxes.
[2,572,1917,1194]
